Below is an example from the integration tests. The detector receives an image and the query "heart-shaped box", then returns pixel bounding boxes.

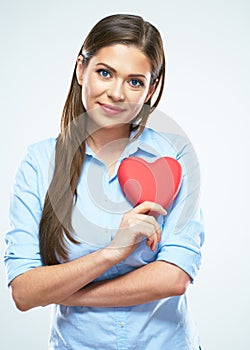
[118,157,182,210]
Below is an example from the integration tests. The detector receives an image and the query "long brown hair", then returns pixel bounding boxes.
[39,14,166,265]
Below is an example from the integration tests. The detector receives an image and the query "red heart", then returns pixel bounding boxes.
[118,157,182,210]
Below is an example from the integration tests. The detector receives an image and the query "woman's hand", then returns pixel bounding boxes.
[107,201,167,262]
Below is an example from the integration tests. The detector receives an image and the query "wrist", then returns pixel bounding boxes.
[101,245,125,264]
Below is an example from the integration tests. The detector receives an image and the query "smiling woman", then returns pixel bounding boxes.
[4,13,204,350]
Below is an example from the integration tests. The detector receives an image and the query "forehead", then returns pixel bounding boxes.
[90,44,152,74]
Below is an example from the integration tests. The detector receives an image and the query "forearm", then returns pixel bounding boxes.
[61,261,191,307]
[10,201,166,311]
[11,248,120,311]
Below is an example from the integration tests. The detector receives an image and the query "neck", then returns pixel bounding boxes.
[86,123,131,153]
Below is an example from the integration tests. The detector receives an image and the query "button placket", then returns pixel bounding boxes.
[115,308,129,350]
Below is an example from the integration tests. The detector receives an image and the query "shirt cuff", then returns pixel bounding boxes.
[156,245,202,282]
[5,258,42,286]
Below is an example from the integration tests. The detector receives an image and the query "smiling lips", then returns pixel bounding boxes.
[98,102,126,115]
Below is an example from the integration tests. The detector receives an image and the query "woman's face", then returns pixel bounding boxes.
[76,44,155,131]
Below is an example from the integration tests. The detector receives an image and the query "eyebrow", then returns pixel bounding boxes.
[95,63,148,81]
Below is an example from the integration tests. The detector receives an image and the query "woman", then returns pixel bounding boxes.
[5,14,204,349]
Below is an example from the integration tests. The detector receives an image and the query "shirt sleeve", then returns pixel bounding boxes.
[156,140,205,282]
[4,146,43,286]
[156,207,204,282]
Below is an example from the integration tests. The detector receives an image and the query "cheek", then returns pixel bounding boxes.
[128,93,148,113]
[82,76,103,103]
[127,87,149,105]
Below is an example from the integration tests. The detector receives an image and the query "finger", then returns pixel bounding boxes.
[129,219,159,251]
[133,221,156,237]
[144,228,161,246]
[130,222,158,247]
[133,201,167,216]
[146,234,158,251]
[136,213,162,237]
[151,239,157,252]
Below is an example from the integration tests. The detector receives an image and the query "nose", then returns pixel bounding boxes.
[107,80,125,102]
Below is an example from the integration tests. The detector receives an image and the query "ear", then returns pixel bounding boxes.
[76,55,85,85]
[145,79,158,103]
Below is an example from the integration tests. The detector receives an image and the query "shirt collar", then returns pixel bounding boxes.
[85,128,158,158]
[122,138,158,158]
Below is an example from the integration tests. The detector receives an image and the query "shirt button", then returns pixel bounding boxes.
[119,322,125,328]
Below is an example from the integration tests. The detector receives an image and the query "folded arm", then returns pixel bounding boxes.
[10,202,166,312]
[60,260,191,307]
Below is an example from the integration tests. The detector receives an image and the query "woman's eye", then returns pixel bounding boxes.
[97,69,111,78]
[129,79,144,88]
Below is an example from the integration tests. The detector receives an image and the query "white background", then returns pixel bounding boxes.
[1,0,249,349]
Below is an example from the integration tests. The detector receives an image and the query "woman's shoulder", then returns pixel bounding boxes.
[22,137,57,172]
[27,137,56,153]
[26,137,56,159]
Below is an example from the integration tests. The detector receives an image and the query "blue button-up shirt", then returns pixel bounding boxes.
[5,127,204,349]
